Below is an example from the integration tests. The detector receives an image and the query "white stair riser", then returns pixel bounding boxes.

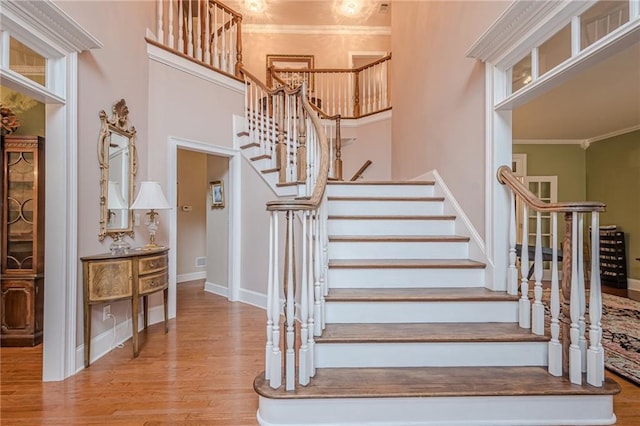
[328,219,455,236]
[251,157,275,171]
[257,395,616,426]
[241,145,261,158]
[328,241,468,260]
[315,341,548,368]
[325,301,518,323]
[327,184,434,198]
[328,200,444,216]
[328,268,485,288]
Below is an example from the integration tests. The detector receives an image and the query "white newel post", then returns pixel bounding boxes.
[284,211,296,391]
[587,212,604,386]
[577,213,587,372]
[265,211,275,381]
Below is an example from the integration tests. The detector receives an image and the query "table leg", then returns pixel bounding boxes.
[132,296,139,358]
[84,305,91,368]
[163,287,169,333]
[143,295,148,329]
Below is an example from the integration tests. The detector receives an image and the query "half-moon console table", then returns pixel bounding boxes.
[81,247,169,367]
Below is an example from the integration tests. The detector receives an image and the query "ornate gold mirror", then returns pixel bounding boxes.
[98,99,137,249]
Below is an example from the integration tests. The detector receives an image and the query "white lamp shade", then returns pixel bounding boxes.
[107,181,128,209]
[131,181,171,210]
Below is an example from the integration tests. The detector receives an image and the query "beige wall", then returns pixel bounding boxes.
[177,149,207,277]
[242,32,390,81]
[341,115,392,180]
[206,155,230,287]
[391,1,507,236]
[56,0,156,342]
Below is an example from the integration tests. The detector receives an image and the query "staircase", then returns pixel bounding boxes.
[253,180,620,426]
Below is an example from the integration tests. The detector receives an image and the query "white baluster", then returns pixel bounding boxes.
[587,212,604,386]
[213,6,219,68]
[269,211,282,389]
[313,210,323,335]
[508,190,518,295]
[577,213,587,372]
[195,0,202,61]
[307,211,316,377]
[168,0,174,49]
[265,211,275,381]
[187,0,193,57]
[157,0,164,44]
[519,204,531,328]
[299,211,310,386]
[230,24,237,74]
[548,212,562,376]
[221,10,227,71]
[178,0,184,52]
[204,1,210,64]
[532,211,544,335]
[284,211,296,391]
[569,211,582,384]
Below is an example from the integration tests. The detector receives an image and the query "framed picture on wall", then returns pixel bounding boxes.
[266,54,314,89]
[209,180,224,208]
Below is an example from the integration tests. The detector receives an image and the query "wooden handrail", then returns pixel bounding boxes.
[497,166,605,213]
[270,55,392,75]
[266,83,329,211]
[350,160,372,181]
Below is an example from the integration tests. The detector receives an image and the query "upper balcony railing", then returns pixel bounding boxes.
[154,0,243,77]
[268,54,392,119]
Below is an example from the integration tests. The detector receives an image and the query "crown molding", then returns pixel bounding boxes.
[587,123,640,144]
[466,1,595,68]
[1,0,102,56]
[243,24,390,36]
[513,124,640,149]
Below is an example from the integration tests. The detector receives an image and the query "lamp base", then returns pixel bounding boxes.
[110,234,131,255]
[136,242,165,251]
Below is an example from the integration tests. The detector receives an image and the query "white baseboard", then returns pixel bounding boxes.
[75,305,166,372]
[204,281,229,297]
[177,271,206,283]
[628,278,640,292]
[239,288,268,309]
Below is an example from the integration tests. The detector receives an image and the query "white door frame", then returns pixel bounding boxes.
[167,137,241,318]
[467,0,640,291]
[1,0,101,381]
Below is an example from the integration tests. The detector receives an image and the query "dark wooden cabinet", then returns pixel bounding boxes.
[599,227,627,289]
[1,135,45,346]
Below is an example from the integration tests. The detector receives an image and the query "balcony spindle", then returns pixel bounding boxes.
[204,0,210,64]
[168,0,174,49]
[178,0,184,52]
[187,0,193,56]
[157,0,164,45]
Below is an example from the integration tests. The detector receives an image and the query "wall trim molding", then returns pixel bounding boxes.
[177,271,207,283]
[147,42,245,94]
[243,24,390,36]
[204,281,229,297]
[514,124,640,147]
[628,278,640,292]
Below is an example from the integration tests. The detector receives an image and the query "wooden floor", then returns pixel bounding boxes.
[2,281,639,425]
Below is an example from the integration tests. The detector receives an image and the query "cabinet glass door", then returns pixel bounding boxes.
[5,150,35,271]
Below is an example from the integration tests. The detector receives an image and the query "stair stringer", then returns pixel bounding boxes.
[416,169,498,291]
[233,113,300,198]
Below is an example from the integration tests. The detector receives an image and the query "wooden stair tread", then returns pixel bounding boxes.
[326,287,519,302]
[254,366,621,399]
[328,180,435,186]
[250,154,270,161]
[316,322,549,343]
[328,214,456,220]
[329,235,469,242]
[329,259,486,269]
[328,196,444,202]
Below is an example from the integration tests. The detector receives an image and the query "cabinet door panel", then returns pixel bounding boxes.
[1,281,34,332]
[88,260,132,301]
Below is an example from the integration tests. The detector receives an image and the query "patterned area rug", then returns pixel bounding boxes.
[601,293,640,385]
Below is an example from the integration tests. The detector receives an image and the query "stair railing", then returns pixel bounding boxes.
[154,0,243,77]
[265,72,343,182]
[242,67,330,390]
[497,165,606,387]
[268,54,392,118]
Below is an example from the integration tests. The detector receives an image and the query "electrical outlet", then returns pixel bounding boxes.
[102,305,111,321]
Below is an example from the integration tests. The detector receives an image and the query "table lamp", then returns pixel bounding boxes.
[131,181,171,249]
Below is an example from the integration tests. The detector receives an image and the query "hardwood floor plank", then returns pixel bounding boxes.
[2,281,639,425]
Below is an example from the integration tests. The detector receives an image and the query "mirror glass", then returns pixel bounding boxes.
[98,99,137,242]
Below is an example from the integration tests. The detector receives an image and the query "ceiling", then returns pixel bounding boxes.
[228,1,638,142]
